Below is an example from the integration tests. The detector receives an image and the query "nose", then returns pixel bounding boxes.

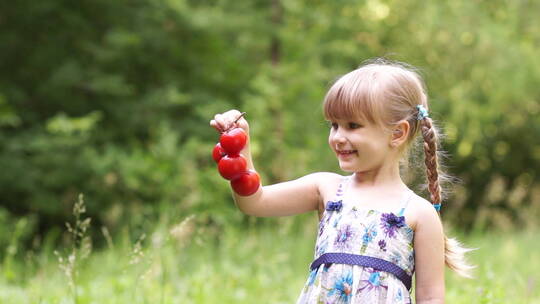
[331,128,347,146]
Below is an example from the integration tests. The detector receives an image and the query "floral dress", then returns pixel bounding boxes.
[296,176,415,304]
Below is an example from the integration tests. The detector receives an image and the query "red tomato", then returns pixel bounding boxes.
[218,155,247,180]
[212,143,226,163]
[231,170,260,196]
[219,128,247,156]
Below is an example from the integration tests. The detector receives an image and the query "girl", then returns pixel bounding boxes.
[210,59,473,303]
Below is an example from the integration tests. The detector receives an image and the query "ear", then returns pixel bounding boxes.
[390,120,410,148]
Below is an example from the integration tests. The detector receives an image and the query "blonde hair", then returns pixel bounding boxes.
[323,58,474,277]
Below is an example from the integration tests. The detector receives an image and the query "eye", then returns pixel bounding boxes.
[328,121,338,129]
[348,122,362,129]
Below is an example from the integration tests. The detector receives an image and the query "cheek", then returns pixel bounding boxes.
[355,138,380,157]
[366,142,390,160]
[328,132,335,148]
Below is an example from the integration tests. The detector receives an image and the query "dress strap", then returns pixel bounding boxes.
[333,176,351,199]
[324,176,352,212]
[397,189,414,216]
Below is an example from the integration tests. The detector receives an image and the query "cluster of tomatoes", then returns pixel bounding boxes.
[212,128,260,196]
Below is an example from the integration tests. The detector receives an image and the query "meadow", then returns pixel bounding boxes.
[1,201,538,304]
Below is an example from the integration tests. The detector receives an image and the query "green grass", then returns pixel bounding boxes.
[1,213,539,303]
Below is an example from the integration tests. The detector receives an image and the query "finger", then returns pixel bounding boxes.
[213,114,226,129]
[224,110,242,130]
[212,115,228,132]
[214,113,223,123]
[223,117,235,130]
[226,109,242,118]
[209,120,223,132]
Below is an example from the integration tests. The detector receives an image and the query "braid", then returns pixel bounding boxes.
[420,117,442,207]
[418,114,475,277]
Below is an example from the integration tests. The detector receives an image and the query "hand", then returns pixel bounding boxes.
[210,110,252,165]
[210,109,250,135]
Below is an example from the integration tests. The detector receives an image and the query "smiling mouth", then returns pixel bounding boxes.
[337,150,358,156]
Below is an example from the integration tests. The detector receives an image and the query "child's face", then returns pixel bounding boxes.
[327,117,394,173]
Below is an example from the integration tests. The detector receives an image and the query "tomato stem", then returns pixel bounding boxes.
[233,112,246,124]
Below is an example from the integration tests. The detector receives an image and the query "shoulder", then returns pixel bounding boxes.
[307,172,346,193]
[301,172,345,214]
[290,172,344,199]
[406,191,442,231]
[306,171,343,181]
[302,172,347,201]
[408,192,438,215]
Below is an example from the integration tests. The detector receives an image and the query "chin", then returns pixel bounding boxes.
[338,164,358,172]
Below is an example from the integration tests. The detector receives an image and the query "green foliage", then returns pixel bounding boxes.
[0,209,37,282]
[0,0,539,246]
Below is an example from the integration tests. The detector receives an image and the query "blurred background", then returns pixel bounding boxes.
[1,0,539,303]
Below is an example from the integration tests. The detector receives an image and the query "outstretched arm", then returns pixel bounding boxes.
[234,173,324,217]
[210,109,327,217]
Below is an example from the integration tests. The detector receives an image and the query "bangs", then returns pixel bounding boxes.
[323,70,383,126]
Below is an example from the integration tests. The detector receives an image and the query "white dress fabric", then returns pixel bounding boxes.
[296,176,415,304]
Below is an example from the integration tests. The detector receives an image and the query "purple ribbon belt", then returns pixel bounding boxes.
[310,252,412,290]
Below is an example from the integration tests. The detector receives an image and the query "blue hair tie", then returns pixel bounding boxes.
[433,203,441,211]
[416,105,429,120]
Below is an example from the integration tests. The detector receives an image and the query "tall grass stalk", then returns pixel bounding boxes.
[129,233,149,303]
[54,194,92,304]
